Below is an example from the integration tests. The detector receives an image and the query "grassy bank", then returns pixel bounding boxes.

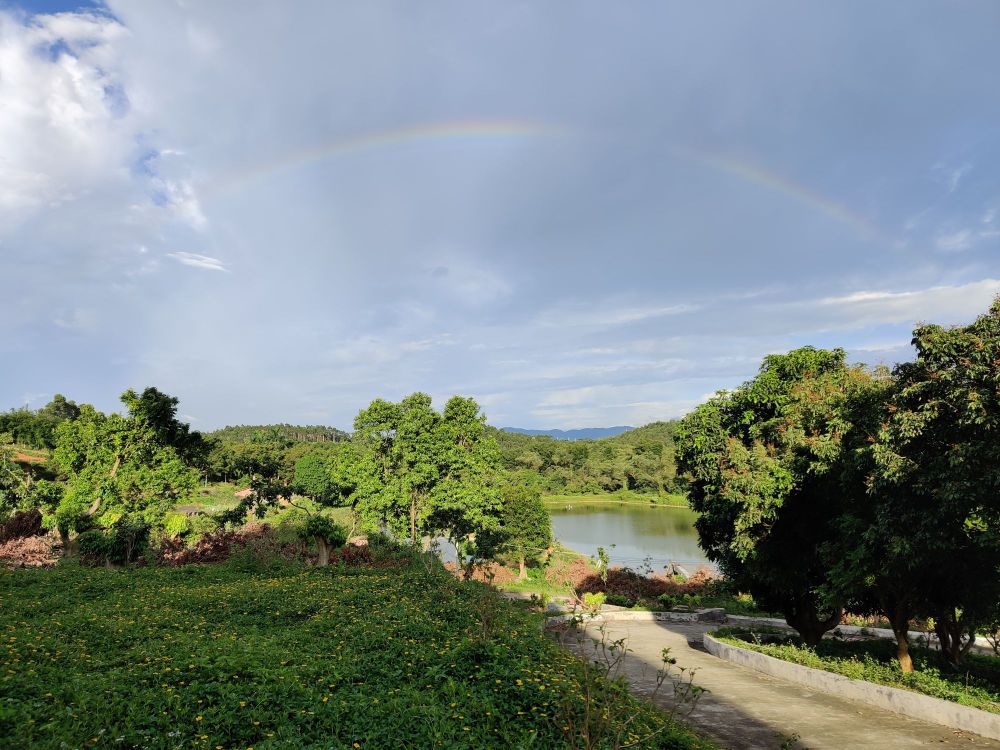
[542,492,689,509]
[0,557,714,749]
[714,628,1000,715]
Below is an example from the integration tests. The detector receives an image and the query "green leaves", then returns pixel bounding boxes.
[52,390,201,534]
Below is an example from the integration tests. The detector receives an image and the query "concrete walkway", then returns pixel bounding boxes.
[562,618,1000,750]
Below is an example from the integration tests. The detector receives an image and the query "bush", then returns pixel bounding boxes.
[658,593,679,609]
[605,593,636,608]
[77,518,151,566]
[0,509,43,543]
[162,512,191,539]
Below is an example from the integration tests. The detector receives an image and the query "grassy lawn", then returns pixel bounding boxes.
[714,628,1000,714]
[180,482,244,515]
[542,492,688,509]
[0,558,714,749]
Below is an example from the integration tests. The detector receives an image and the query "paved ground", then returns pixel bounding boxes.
[559,618,1000,750]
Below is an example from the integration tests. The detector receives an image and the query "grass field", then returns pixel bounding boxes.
[0,557,714,749]
[542,492,689,509]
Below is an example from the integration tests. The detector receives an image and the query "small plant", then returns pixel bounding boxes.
[556,623,708,749]
[582,591,606,614]
[595,544,613,583]
[778,731,807,749]
[657,593,678,610]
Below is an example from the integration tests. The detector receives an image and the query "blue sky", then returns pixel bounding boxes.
[1,2,999,430]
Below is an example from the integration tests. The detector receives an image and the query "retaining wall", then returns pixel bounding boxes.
[703,632,1000,742]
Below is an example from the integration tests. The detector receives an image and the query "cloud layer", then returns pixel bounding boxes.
[2,2,999,428]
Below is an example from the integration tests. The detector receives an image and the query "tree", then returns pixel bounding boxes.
[864,299,1000,668]
[427,396,506,577]
[500,477,552,579]
[352,394,444,543]
[351,393,507,571]
[0,433,28,523]
[52,389,201,547]
[676,347,883,645]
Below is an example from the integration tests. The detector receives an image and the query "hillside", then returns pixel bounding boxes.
[489,420,681,495]
[500,426,633,440]
[207,423,349,444]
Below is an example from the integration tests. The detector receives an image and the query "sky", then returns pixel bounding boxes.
[1,1,999,431]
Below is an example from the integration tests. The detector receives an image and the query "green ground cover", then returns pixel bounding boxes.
[542,492,688,508]
[714,628,1000,714]
[0,558,714,749]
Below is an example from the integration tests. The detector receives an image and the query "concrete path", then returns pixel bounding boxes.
[561,618,1000,750]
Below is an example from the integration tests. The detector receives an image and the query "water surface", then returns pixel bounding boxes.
[547,502,711,572]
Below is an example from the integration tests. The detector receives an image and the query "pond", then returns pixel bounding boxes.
[547,502,712,573]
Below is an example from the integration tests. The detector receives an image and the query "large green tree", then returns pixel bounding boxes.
[677,347,884,645]
[53,388,201,545]
[860,300,1000,668]
[351,393,507,569]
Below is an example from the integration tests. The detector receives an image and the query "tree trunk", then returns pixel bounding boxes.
[409,499,417,545]
[59,527,71,557]
[783,593,841,647]
[316,537,330,567]
[934,609,975,668]
[519,555,527,580]
[889,607,915,673]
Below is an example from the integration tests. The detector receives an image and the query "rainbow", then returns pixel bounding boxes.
[208,118,885,242]
[210,118,565,195]
[669,145,886,241]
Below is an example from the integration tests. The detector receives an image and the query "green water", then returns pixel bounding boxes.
[548,503,711,571]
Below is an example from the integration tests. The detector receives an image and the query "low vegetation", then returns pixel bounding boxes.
[0,551,715,749]
[714,628,1000,715]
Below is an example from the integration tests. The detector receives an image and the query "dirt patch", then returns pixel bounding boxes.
[0,534,58,567]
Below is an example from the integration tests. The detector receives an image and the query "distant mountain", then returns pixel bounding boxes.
[500,426,634,441]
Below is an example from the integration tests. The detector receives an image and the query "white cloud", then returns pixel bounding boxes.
[167,252,228,271]
[536,302,698,329]
[935,229,974,252]
[52,307,97,331]
[817,279,1000,327]
[0,11,133,229]
[933,161,972,194]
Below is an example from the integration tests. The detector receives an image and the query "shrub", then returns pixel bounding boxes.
[582,591,606,613]
[157,524,289,567]
[0,508,43,543]
[77,518,151,566]
[658,593,679,609]
[162,512,191,539]
[605,593,636,608]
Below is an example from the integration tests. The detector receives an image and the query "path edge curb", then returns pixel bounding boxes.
[702,632,1000,742]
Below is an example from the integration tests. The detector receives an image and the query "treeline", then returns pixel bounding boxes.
[490,421,681,495]
[207,424,349,444]
[678,299,1000,673]
[0,395,81,449]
